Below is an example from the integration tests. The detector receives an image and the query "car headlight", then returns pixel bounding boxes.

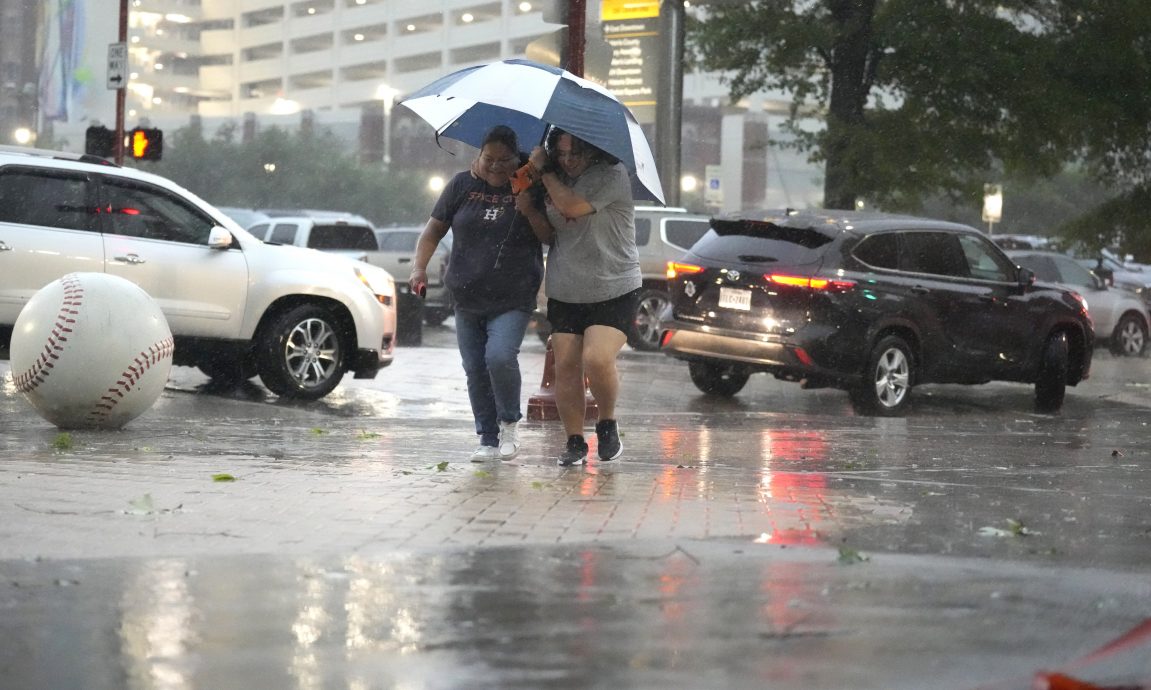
[354,266,395,306]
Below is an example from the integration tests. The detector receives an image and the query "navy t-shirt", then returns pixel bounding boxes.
[432,171,543,314]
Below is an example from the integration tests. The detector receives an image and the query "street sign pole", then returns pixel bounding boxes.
[113,0,128,164]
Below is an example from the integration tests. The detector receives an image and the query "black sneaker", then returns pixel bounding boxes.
[595,419,623,461]
[557,435,588,466]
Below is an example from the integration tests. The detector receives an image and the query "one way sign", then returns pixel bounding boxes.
[107,42,127,90]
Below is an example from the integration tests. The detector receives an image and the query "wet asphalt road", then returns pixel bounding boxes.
[2,323,1150,689]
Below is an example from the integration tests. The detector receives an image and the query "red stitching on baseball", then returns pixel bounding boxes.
[14,274,84,394]
[85,335,175,424]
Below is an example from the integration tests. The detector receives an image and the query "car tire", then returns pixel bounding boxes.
[627,288,671,352]
[256,303,347,399]
[1034,332,1068,413]
[1110,312,1147,357]
[424,308,450,327]
[850,335,914,416]
[197,357,255,386]
[688,359,750,397]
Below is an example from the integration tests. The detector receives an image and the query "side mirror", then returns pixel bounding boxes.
[207,226,234,249]
[1017,266,1036,286]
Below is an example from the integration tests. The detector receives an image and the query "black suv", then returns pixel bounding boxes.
[659,210,1094,415]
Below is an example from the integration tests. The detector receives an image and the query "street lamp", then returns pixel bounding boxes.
[375,83,400,167]
[12,127,34,146]
[982,184,1003,235]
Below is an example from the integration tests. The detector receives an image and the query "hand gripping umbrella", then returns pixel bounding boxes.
[399,58,666,205]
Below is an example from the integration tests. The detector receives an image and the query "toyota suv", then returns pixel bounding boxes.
[0,146,397,400]
[659,209,1094,415]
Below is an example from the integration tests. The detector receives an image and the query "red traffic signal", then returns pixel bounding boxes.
[129,127,163,161]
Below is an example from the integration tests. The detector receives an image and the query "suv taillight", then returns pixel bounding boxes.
[667,261,704,279]
[767,273,855,292]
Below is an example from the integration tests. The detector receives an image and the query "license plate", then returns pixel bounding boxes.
[718,287,751,311]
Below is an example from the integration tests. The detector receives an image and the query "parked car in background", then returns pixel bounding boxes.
[215,206,270,229]
[659,209,1094,416]
[374,225,454,327]
[0,146,396,400]
[532,206,711,349]
[1007,250,1148,356]
[248,215,424,344]
[247,215,378,263]
[627,207,712,350]
[1075,250,1151,305]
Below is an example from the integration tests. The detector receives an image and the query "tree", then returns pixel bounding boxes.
[687,1,1082,211]
[131,123,430,226]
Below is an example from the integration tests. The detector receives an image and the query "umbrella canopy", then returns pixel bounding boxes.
[400,59,666,205]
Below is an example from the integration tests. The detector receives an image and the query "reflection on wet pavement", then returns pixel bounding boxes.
[3,543,1150,690]
[3,340,1151,688]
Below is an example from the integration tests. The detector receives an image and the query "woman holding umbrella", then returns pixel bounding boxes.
[516,128,640,466]
[409,125,544,462]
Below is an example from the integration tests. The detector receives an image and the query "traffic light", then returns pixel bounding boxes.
[85,125,115,158]
[129,127,163,161]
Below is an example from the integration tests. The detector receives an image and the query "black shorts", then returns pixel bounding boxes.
[547,288,641,336]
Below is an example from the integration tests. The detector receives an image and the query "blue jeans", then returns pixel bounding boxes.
[454,307,533,446]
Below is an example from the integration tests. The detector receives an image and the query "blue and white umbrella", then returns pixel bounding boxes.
[400,59,665,205]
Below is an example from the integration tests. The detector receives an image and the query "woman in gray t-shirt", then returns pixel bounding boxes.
[516,129,641,467]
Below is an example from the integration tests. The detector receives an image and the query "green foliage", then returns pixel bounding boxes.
[129,122,430,226]
[1060,186,1151,262]
[688,1,1067,209]
[916,168,1114,236]
[687,0,1151,243]
[52,432,73,451]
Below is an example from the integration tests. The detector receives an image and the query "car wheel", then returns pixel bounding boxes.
[197,356,255,386]
[1034,332,1068,413]
[257,304,347,399]
[1110,313,1147,357]
[424,308,450,327]
[627,288,671,352]
[850,335,913,416]
[688,359,750,396]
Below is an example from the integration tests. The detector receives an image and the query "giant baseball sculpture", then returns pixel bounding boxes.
[11,273,174,430]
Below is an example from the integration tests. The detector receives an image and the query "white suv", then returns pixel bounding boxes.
[0,146,397,400]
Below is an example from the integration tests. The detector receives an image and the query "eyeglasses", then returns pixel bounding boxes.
[480,155,517,166]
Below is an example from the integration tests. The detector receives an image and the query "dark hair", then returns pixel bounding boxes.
[482,125,519,154]
[545,128,619,166]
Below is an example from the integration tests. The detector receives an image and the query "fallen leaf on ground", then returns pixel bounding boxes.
[52,433,73,450]
[837,546,870,565]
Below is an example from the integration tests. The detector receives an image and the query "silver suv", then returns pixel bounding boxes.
[628,207,712,350]
[0,146,397,400]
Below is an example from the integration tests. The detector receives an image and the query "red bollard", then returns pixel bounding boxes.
[527,337,598,421]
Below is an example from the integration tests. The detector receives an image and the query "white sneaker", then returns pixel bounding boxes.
[498,420,520,459]
[471,445,500,462]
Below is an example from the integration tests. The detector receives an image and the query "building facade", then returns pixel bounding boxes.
[13,0,823,211]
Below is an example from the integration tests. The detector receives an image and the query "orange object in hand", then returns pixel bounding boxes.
[511,162,536,194]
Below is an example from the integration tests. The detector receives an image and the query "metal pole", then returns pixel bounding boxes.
[114,0,128,165]
[656,0,685,207]
[565,0,586,76]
